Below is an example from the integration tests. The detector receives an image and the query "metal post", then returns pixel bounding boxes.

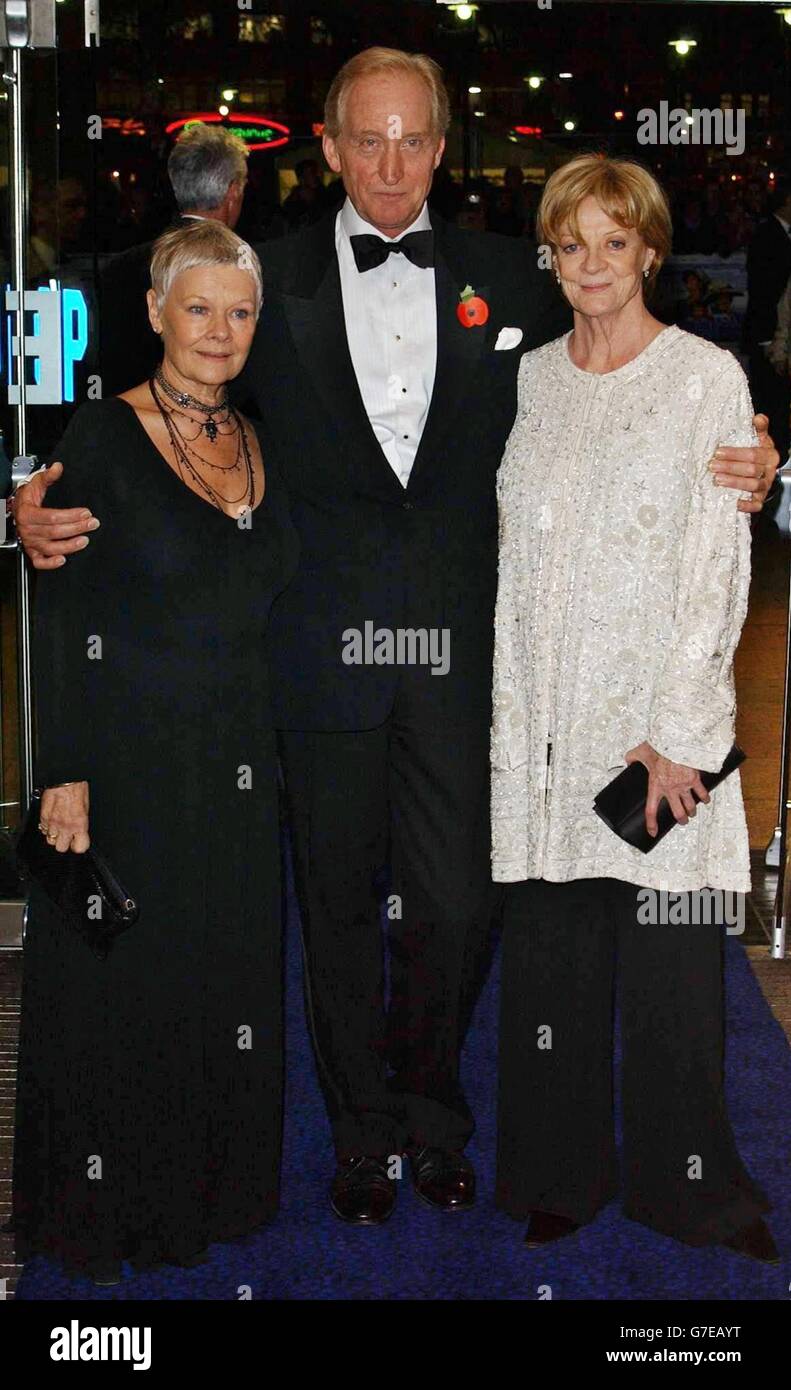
[770,545,791,958]
[6,45,34,810]
[764,463,791,873]
[0,2,59,816]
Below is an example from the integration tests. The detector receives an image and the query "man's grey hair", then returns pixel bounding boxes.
[168,123,249,213]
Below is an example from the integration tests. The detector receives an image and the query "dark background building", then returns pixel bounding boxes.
[39,0,790,248]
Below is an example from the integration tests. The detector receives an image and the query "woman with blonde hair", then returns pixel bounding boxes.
[10,221,298,1284]
[492,155,776,1261]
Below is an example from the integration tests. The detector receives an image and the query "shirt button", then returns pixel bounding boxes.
[395,334,401,341]
[403,434,409,439]
[402,501,414,511]
[402,388,407,394]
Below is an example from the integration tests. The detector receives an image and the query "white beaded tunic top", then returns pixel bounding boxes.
[491,325,754,892]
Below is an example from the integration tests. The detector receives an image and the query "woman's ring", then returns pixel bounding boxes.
[38,821,48,834]
[45,831,57,844]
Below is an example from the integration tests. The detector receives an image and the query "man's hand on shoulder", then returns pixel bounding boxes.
[709,413,781,514]
[13,462,99,570]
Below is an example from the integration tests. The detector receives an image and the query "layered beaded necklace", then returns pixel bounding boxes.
[148,369,255,515]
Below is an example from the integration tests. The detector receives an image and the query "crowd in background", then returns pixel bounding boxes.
[13,153,782,261]
[5,132,790,467]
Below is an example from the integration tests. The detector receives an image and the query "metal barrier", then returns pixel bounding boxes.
[765,462,791,958]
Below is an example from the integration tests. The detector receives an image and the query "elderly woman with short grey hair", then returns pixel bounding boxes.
[492,155,776,1262]
[10,220,298,1285]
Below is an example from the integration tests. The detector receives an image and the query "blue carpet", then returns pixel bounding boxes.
[16,859,791,1301]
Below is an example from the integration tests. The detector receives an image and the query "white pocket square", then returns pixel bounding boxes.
[494,327,523,351]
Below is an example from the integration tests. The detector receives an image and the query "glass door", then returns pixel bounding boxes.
[0,1,93,937]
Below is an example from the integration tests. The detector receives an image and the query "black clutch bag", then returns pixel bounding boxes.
[593,744,746,854]
[15,788,138,960]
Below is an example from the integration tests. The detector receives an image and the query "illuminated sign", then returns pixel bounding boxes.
[103,116,148,137]
[513,126,543,136]
[165,112,290,151]
[3,283,88,404]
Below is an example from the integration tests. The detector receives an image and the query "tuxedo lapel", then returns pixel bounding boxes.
[276,208,490,501]
[279,219,406,502]
[407,214,488,494]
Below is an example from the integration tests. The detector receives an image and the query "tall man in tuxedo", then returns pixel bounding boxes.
[15,49,780,1226]
[246,50,571,1221]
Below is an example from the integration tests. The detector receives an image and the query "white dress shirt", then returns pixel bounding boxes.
[335,197,437,487]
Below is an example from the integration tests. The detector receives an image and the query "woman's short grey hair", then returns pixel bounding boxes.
[168,123,249,213]
[150,220,263,315]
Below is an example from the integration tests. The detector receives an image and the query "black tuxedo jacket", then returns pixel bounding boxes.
[235,208,571,732]
[743,215,791,349]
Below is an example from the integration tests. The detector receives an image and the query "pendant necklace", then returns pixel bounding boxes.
[148,375,255,515]
[153,366,231,443]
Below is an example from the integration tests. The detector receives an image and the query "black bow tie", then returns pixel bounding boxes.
[350,229,434,273]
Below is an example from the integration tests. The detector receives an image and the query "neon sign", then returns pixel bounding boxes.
[3,283,88,404]
[103,116,148,137]
[165,112,290,152]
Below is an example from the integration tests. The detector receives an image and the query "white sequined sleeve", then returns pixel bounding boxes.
[647,354,754,773]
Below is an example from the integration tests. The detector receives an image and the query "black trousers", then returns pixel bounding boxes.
[496,877,771,1245]
[278,682,498,1160]
[748,348,791,469]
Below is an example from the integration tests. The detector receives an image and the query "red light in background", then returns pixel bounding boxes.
[165,112,290,151]
[103,116,147,136]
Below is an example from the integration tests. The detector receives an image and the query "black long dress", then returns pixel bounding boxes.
[10,396,298,1273]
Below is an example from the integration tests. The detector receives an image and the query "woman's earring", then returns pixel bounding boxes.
[643,268,650,279]
[555,270,561,284]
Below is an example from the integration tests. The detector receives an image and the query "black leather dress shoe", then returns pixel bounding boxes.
[330,1156,396,1225]
[524,1210,582,1248]
[721,1219,780,1265]
[64,1256,123,1287]
[91,1260,123,1287]
[408,1147,476,1211]
[130,1246,211,1274]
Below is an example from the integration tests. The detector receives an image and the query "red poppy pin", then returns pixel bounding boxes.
[456,283,489,329]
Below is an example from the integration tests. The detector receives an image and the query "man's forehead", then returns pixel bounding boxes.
[345,74,432,121]
[345,120,432,136]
